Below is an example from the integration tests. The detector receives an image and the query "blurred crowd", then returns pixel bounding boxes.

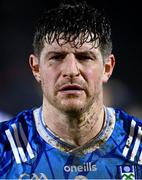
[104,78,142,119]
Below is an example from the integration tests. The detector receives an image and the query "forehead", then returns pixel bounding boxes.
[43,33,100,52]
[39,41,103,63]
[42,38,101,55]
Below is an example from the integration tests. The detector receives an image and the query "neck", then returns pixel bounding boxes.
[42,100,105,146]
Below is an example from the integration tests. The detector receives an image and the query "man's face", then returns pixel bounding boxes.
[30,40,115,114]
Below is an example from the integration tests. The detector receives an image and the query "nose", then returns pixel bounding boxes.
[61,54,80,78]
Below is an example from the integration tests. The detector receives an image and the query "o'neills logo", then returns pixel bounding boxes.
[64,162,97,172]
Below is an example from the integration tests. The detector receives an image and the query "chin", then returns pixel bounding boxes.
[62,108,84,116]
[58,102,85,114]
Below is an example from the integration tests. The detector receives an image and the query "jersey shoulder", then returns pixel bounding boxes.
[0,108,35,132]
[113,108,142,165]
[0,108,36,166]
[115,108,142,125]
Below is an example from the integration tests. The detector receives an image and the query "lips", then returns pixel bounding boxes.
[59,84,84,91]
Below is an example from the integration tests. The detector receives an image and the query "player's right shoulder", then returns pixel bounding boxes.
[0,108,37,173]
[0,108,33,129]
[0,116,16,132]
[0,108,36,147]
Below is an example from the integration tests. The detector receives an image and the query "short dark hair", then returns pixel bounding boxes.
[33,1,112,58]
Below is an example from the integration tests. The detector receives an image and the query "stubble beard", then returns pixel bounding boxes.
[44,90,101,118]
[42,78,103,118]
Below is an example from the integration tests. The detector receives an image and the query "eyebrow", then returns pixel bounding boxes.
[43,51,64,59]
[75,51,96,58]
[46,50,97,58]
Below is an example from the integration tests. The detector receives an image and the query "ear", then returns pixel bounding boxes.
[29,54,41,83]
[103,54,115,83]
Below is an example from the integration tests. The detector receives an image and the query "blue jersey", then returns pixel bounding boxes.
[0,107,142,179]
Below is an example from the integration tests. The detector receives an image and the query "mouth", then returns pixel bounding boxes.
[59,84,84,92]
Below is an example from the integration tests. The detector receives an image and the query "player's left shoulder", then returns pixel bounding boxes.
[114,108,142,163]
[114,107,142,127]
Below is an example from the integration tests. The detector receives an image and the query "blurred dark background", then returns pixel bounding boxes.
[0,0,142,119]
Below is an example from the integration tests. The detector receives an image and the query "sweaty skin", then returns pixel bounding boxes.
[29,39,115,146]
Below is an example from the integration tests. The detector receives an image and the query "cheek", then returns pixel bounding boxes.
[85,67,104,94]
[86,67,103,83]
[40,69,55,89]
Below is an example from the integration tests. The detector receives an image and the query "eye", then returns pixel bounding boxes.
[49,53,65,61]
[76,54,93,61]
[50,55,62,60]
